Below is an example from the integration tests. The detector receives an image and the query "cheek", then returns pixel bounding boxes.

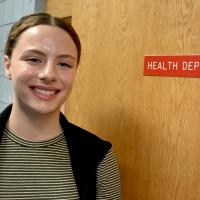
[11,64,37,81]
[61,73,76,89]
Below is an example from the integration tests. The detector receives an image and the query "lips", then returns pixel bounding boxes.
[30,85,59,100]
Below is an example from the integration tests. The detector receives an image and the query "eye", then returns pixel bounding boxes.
[58,62,73,68]
[26,57,42,64]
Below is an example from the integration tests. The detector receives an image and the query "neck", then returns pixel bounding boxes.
[7,103,62,142]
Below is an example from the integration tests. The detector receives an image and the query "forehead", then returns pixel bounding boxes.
[14,25,77,57]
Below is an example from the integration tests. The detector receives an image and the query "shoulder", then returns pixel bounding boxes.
[60,112,114,198]
[59,112,112,161]
[68,121,111,147]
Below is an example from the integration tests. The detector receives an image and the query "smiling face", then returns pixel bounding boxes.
[4,25,78,116]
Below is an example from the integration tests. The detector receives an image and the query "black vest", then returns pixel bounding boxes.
[0,105,112,200]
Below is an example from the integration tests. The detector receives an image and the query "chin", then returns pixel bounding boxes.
[25,102,61,116]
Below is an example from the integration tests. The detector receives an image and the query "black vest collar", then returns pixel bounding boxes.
[0,104,12,141]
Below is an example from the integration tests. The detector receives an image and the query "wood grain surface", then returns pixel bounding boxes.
[46,0,72,17]
[47,0,200,199]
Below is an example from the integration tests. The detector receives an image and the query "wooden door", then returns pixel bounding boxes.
[47,0,200,199]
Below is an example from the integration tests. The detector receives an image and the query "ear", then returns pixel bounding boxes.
[4,55,12,79]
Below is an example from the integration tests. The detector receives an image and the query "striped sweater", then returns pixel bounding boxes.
[0,127,120,199]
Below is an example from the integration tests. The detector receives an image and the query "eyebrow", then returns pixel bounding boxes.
[22,49,76,60]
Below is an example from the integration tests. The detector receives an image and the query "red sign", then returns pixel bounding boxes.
[144,55,200,77]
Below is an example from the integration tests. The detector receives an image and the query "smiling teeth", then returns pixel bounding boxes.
[34,88,56,96]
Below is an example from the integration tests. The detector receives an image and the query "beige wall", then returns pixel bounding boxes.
[47,1,200,199]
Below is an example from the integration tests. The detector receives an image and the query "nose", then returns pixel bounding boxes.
[38,61,56,83]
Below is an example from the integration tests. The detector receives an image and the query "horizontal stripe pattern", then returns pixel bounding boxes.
[0,128,79,200]
[0,127,120,199]
[97,149,121,200]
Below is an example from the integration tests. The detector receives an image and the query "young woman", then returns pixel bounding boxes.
[0,13,120,199]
